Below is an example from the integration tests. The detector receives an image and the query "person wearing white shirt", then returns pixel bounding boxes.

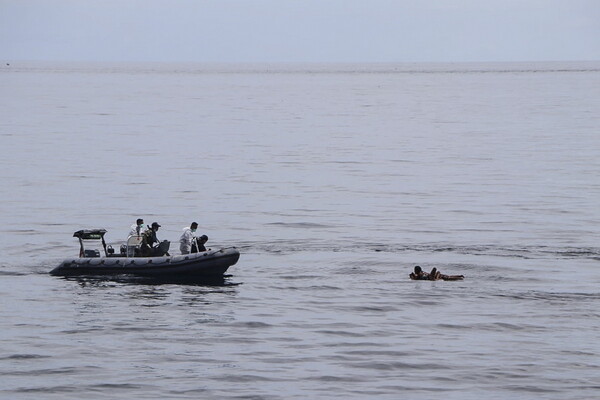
[129,218,145,237]
[179,222,198,254]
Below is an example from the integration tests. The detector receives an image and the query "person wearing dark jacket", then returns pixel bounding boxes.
[192,234,208,253]
[141,222,169,257]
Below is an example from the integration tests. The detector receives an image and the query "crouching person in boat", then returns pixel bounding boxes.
[141,222,170,257]
[179,222,198,254]
[192,235,208,253]
[410,266,464,281]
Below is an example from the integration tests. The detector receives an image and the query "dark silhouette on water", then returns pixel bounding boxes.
[410,265,464,281]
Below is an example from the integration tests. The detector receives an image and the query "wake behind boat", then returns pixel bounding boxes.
[50,229,240,278]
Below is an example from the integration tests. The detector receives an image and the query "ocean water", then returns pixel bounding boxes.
[1,61,599,399]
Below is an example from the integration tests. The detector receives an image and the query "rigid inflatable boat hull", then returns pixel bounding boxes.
[50,247,240,277]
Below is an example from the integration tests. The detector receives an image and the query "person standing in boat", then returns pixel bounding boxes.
[121,218,146,255]
[141,222,163,256]
[128,218,145,237]
[179,222,198,254]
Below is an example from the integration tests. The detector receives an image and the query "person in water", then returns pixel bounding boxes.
[410,265,430,280]
[410,266,464,281]
[128,218,145,237]
[192,234,208,253]
[179,222,198,254]
[141,222,169,256]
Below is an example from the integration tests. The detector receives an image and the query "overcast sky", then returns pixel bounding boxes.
[1,0,599,63]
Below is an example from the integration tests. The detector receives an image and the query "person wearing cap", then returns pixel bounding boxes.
[140,222,162,256]
[128,218,145,238]
[179,222,198,255]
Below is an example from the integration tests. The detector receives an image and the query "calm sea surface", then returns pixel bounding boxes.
[1,62,599,399]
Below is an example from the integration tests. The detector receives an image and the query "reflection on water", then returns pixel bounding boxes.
[62,274,242,289]
[61,274,241,320]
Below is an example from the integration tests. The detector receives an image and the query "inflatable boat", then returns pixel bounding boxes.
[50,229,240,278]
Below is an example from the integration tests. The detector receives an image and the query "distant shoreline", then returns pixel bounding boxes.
[2,60,600,75]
